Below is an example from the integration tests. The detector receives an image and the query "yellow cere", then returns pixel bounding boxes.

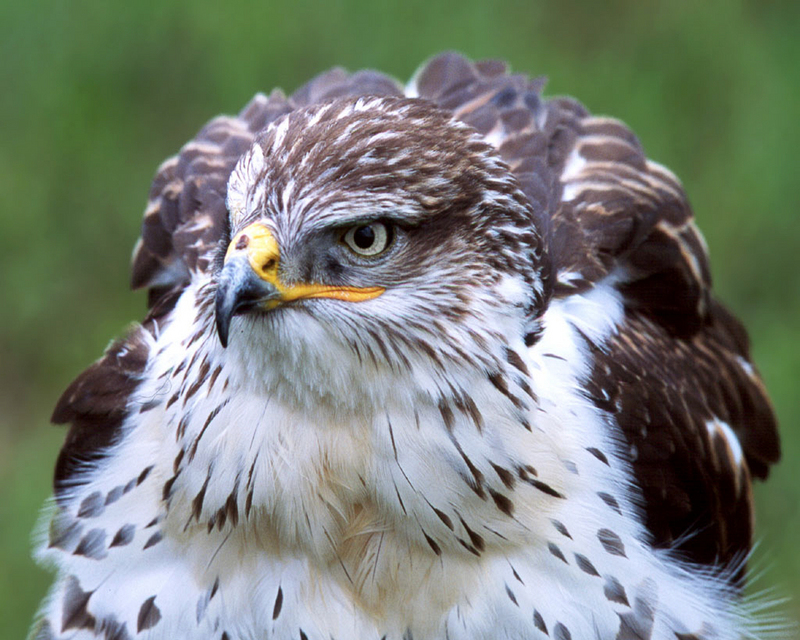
[225,222,385,306]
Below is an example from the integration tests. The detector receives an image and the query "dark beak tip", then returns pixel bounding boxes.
[214,255,280,349]
[216,318,230,349]
[215,274,237,349]
[214,295,231,348]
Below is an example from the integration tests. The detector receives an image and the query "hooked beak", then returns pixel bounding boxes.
[215,252,280,348]
[215,223,385,347]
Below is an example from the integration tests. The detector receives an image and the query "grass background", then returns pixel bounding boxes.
[1,0,798,636]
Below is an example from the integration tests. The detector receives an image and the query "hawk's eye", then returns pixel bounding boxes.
[342,222,393,257]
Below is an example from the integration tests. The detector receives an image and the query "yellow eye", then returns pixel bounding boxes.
[342,222,392,257]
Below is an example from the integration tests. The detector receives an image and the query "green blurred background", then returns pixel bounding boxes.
[1,0,798,636]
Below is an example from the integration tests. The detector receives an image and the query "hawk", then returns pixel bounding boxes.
[32,53,781,640]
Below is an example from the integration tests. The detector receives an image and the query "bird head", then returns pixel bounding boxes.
[213,96,549,406]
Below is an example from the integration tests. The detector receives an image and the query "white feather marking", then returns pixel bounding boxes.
[561,146,587,182]
[481,125,506,150]
[271,116,290,150]
[736,355,756,379]
[404,77,419,98]
[227,144,268,224]
[557,278,624,346]
[707,418,744,468]
[181,141,225,156]
[305,102,334,128]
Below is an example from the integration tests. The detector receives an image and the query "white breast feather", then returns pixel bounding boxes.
[34,274,764,639]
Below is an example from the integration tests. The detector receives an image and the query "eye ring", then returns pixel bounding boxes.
[342,222,393,257]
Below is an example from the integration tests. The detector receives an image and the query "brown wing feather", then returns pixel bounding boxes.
[584,303,779,567]
[415,52,712,334]
[414,52,780,567]
[51,325,151,497]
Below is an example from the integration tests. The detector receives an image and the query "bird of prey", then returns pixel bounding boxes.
[32,52,781,640]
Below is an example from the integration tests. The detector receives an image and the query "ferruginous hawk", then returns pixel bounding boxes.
[31,53,781,640]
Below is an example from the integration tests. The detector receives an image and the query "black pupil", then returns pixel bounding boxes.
[353,225,376,249]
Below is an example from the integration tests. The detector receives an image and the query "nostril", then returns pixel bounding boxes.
[235,235,250,250]
[262,258,276,272]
